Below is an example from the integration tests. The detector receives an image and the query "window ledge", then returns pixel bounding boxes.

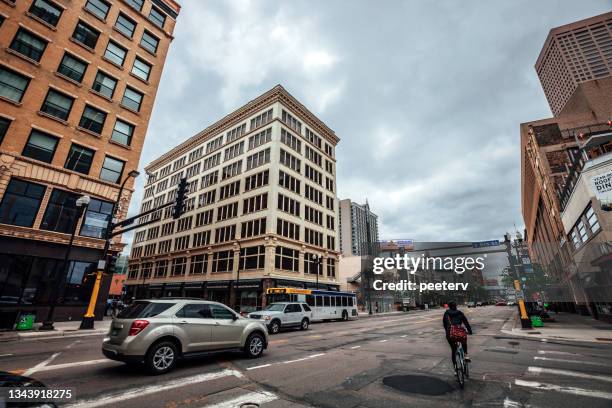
[119,104,141,115]
[76,126,102,138]
[138,43,158,57]
[0,94,22,107]
[69,37,96,54]
[89,88,115,103]
[112,26,134,42]
[54,71,83,87]
[37,111,69,125]
[5,48,41,66]
[102,56,125,70]
[129,72,150,85]
[25,12,58,31]
[109,139,132,150]
[82,6,107,24]
[0,0,15,7]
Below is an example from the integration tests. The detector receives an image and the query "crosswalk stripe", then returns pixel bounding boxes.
[515,379,612,400]
[528,366,612,383]
[533,356,608,366]
[537,350,610,359]
[200,390,277,408]
[65,369,244,408]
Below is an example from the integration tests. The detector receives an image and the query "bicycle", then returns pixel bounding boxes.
[454,341,469,388]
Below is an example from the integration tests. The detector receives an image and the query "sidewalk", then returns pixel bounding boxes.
[0,317,111,342]
[501,310,612,344]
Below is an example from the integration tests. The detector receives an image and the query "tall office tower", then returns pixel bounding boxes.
[338,199,379,256]
[0,0,181,326]
[126,85,341,312]
[535,12,612,116]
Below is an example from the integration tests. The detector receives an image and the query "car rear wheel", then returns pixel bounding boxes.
[300,318,309,330]
[269,320,280,334]
[245,332,265,358]
[146,341,177,375]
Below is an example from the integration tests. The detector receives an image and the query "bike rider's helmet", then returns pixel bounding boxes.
[448,301,457,310]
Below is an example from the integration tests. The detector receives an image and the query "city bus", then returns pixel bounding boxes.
[266,288,358,321]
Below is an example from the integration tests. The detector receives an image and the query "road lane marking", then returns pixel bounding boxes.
[23,352,60,376]
[350,346,361,349]
[246,353,325,371]
[400,335,407,338]
[34,359,113,373]
[200,390,277,408]
[65,369,244,408]
[528,366,612,383]
[514,379,612,400]
[503,397,526,408]
[379,339,388,343]
[0,354,13,357]
[65,340,80,349]
[537,350,611,359]
[540,338,548,342]
[533,356,608,367]
[246,363,271,370]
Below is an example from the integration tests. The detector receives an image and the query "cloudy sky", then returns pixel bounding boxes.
[125,0,611,247]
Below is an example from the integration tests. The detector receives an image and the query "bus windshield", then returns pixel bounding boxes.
[264,304,286,311]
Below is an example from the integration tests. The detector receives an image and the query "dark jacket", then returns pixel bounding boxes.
[443,309,472,336]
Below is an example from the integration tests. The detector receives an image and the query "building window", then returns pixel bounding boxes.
[64,143,94,175]
[250,109,272,130]
[193,230,211,247]
[278,193,300,217]
[215,225,236,243]
[131,57,152,81]
[212,250,233,273]
[126,0,144,11]
[10,29,47,62]
[246,148,270,170]
[226,123,246,143]
[171,257,187,276]
[240,245,265,270]
[40,189,79,233]
[92,71,117,99]
[0,67,30,103]
[221,161,242,180]
[57,53,87,83]
[277,218,299,240]
[111,119,134,146]
[224,141,244,161]
[148,6,166,28]
[72,21,100,49]
[104,41,127,66]
[100,156,125,183]
[327,258,336,277]
[79,105,107,134]
[0,179,45,227]
[121,87,143,112]
[275,246,299,272]
[219,180,240,200]
[304,227,323,247]
[190,254,207,275]
[155,260,167,277]
[217,202,238,221]
[244,169,269,191]
[570,204,602,249]
[115,13,136,38]
[22,129,59,163]
[279,170,300,194]
[29,0,63,27]
[140,30,159,54]
[281,110,301,133]
[195,209,213,227]
[174,235,190,251]
[0,117,10,144]
[280,149,301,173]
[40,89,74,121]
[79,198,113,238]
[241,218,266,238]
[84,0,110,20]
[280,129,301,153]
[248,128,271,150]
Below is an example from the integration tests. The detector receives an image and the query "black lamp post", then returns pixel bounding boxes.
[311,253,322,289]
[234,240,242,312]
[40,195,91,331]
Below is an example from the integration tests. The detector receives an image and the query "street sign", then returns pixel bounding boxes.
[472,240,500,248]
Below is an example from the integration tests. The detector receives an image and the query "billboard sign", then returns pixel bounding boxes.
[472,240,500,248]
[591,171,612,200]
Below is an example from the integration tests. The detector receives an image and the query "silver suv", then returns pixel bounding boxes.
[102,299,269,374]
[248,302,313,334]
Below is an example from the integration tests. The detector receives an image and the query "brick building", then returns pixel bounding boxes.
[0,0,180,327]
[521,12,612,317]
[125,85,341,313]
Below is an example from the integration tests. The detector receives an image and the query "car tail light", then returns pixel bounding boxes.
[128,320,149,336]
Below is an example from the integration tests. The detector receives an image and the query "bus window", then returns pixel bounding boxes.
[331,297,336,307]
[316,295,322,306]
[342,297,347,307]
[324,296,330,307]
[306,295,314,306]
[350,297,355,306]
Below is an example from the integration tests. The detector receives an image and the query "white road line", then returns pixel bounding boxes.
[350,345,361,349]
[34,359,113,373]
[400,335,407,338]
[246,363,271,371]
[528,366,612,383]
[200,390,277,408]
[65,339,80,350]
[503,396,525,408]
[23,352,60,376]
[515,379,612,400]
[379,339,388,343]
[65,369,244,408]
[540,338,548,342]
[246,353,326,371]
[533,356,608,367]
[0,354,13,357]
[536,350,610,359]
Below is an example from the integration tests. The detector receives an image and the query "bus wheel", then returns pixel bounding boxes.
[342,310,348,321]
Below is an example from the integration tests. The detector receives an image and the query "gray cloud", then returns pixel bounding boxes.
[122,0,612,250]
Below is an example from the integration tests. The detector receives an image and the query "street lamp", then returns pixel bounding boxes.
[80,170,139,329]
[40,195,90,331]
[233,240,242,312]
[311,253,322,290]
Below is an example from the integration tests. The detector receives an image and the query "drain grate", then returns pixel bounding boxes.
[383,375,455,395]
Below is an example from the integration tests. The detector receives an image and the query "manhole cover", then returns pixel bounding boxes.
[383,375,455,395]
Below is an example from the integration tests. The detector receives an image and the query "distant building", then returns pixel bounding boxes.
[339,199,379,256]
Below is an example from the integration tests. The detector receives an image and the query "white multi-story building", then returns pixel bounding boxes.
[125,85,340,311]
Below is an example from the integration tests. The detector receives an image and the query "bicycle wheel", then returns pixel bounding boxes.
[463,357,469,378]
[455,349,464,388]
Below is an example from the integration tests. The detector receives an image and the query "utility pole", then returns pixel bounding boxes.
[505,232,531,329]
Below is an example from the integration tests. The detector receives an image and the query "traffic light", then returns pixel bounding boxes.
[107,254,118,274]
[173,177,189,219]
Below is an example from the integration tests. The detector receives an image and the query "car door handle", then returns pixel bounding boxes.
[178,320,188,324]
[215,322,220,326]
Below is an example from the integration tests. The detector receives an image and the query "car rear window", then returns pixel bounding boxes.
[302,304,311,312]
[117,301,175,318]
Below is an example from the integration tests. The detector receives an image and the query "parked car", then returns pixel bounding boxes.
[466,301,476,308]
[495,301,507,306]
[248,302,313,334]
[0,371,57,407]
[476,301,484,307]
[102,299,269,374]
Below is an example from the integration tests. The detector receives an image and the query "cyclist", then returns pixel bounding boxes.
[442,301,473,368]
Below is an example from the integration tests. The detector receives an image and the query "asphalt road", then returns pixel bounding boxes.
[1,306,611,407]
